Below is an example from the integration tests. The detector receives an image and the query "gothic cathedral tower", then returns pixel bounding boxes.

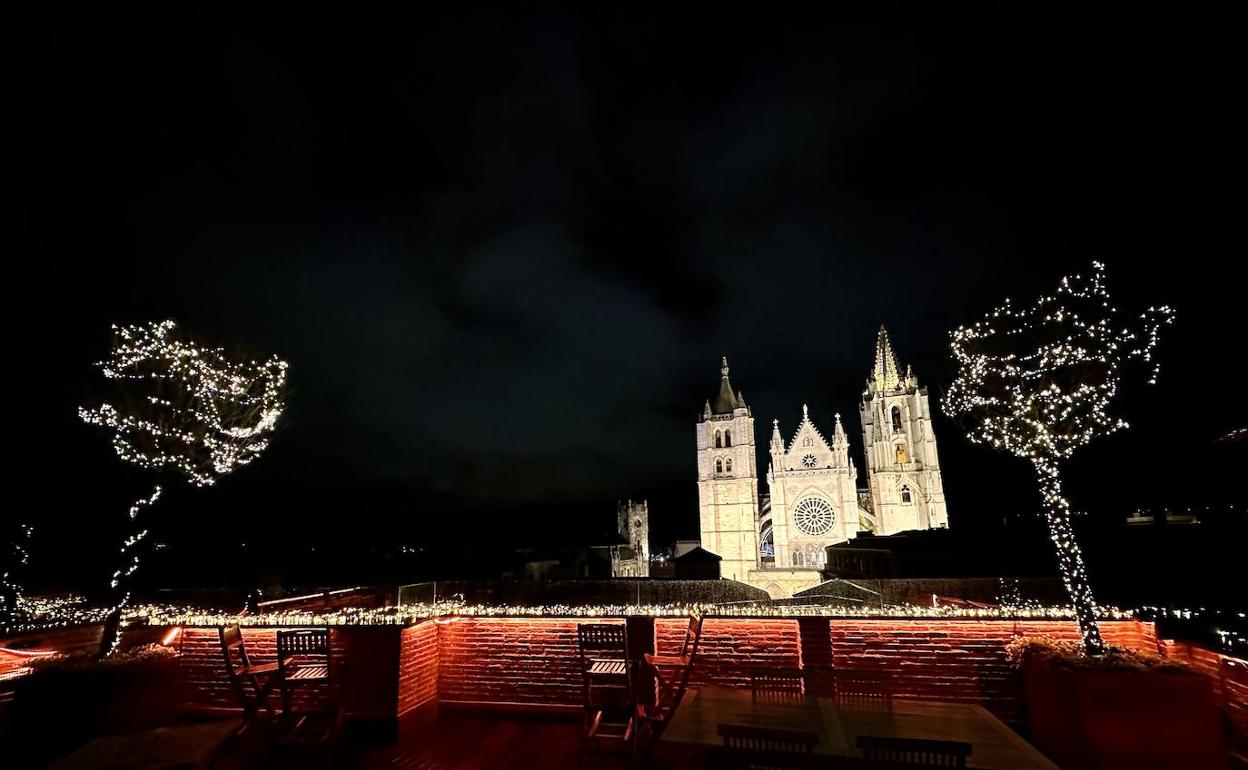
[697,358,760,582]
[858,327,950,534]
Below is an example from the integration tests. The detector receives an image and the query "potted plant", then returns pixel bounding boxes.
[15,643,183,764]
[1007,635,1226,770]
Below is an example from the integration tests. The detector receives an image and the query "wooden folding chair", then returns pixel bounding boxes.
[576,624,634,750]
[857,735,972,768]
[276,629,332,716]
[645,613,703,711]
[717,723,820,770]
[219,624,278,721]
[833,669,893,708]
[748,666,806,696]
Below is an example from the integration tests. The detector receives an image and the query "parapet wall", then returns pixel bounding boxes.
[164,616,1161,724]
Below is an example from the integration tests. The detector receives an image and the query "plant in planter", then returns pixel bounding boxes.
[15,643,183,764]
[1007,635,1226,770]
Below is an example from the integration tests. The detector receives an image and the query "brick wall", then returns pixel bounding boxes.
[10,616,1173,726]
[398,621,438,716]
[1162,641,1248,748]
[437,618,610,708]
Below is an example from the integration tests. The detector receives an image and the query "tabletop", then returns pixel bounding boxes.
[661,686,1059,770]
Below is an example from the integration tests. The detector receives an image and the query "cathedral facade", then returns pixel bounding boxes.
[696,328,950,597]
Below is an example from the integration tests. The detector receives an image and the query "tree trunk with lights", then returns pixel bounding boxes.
[97,485,162,659]
[1034,460,1105,656]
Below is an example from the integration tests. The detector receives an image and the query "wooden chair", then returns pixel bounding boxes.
[645,614,703,715]
[276,629,332,716]
[219,624,278,720]
[576,624,634,749]
[856,735,972,768]
[748,666,806,696]
[717,723,820,770]
[277,661,350,770]
[634,654,680,752]
[648,613,703,669]
[833,669,893,707]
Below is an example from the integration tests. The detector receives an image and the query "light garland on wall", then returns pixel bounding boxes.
[945,262,1173,654]
[78,321,288,656]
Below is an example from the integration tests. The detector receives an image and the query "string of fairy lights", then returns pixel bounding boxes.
[0,596,1139,635]
[78,321,288,487]
[945,262,1173,654]
[78,321,288,656]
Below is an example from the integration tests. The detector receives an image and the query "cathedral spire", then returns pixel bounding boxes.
[711,356,746,414]
[873,326,903,391]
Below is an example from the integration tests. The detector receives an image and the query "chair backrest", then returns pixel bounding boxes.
[219,623,247,676]
[718,723,819,769]
[833,669,893,706]
[577,623,628,654]
[856,735,972,768]
[678,614,704,658]
[748,667,806,695]
[276,629,330,664]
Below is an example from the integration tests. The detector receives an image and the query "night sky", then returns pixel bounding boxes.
[12,5,1244,589]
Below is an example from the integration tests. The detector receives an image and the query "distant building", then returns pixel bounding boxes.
[673,547,721,580]
[610,499,650,577]
[695,328,952,597]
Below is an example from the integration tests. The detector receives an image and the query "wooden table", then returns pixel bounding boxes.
[661,687,1059,770]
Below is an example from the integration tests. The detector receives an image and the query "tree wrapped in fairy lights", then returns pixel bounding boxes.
[944,262,1172,654]
[1,523,34,626]
[80,320,288,656]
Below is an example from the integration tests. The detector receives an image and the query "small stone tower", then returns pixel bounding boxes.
[613,499,650,577]
[696,357,760,582]
[858,327,949,534]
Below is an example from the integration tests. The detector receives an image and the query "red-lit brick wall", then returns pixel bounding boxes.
[437,617,1157,721]
[437,618,617,708]
[656,617,801,688]
[820,619,1158,721]
[398,621,438,716]
[17,616,1176,726]
[1162,641,1248,748]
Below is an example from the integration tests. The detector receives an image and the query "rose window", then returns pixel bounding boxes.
[793,498,835,536]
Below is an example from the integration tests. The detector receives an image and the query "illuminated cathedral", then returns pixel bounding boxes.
[695,327,949,597]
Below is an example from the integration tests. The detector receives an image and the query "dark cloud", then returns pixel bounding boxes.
[10,4,1244,586]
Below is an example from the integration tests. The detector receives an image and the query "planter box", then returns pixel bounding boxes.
[15,655,184,765]
[1023,654,1226,770]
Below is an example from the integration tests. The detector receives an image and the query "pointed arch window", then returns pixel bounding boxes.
[891,405,903,433]
[900,485,913,504]
[724,430,732,447]
[725,458,733,473]
[793,551,804,567]
[715,430,722,449]
[715,459,723,474]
